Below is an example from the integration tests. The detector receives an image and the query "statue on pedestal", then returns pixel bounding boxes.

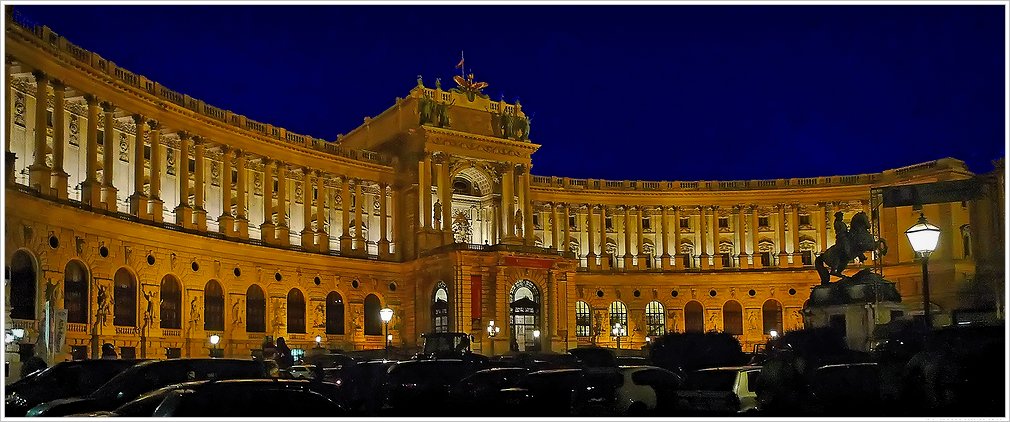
[815,211,888,284]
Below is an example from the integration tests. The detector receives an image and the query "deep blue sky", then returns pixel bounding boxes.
[15,5,1006,181]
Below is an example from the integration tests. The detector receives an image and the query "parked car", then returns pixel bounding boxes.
[67,381,209,417]
[342,360,396,416]
[613,366,683,416]
[448,367,529,415]
[288,364,318,379]
[383,359,483,416]
[568,347,618,368]
[25,358,268,416]
[5,359,144,417]
[502,368,588,417]
[616,356,651,367]
[676,366,762,415]
[489,353,580,371]
[151,379,345,417]
[808,363,881,416]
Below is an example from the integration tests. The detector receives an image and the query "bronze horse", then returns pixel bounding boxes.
[814,211,888,285]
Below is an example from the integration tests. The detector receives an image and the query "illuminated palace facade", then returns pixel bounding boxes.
[4,15,1004,365]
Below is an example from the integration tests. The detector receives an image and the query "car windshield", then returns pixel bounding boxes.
[685,370,738,391]
[390,362,471,383]
[87,363,152,400]
[422,334,470,354]
[113,387,178,417]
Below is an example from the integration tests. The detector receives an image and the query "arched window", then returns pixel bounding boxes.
[645,301,666,336]
[159,275,181,329]
[685,301,704,333]
[575,301,591,337]
[432,282,449,333]
[364,294,382,335]
[510,280,541,351]
[246,285,266,333]
[113,268,137,327]
[287,289,306,334]
[762,299,783,335]
[9,251,36,320]
[326,292,344,335]
[204,280,224,332]
[609,301,628,336]
[723,300,743,336]
[64,261,89,324]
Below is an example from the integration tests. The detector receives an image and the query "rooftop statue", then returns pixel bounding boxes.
[452,73,489,101]
[814,211,888,285]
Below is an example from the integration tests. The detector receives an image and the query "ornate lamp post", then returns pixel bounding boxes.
[380,307,394,359]
[314,335,322,348]
[612,323,625,350]
[486,320,500,356]
[532,329,541,352]
[208,334,221,358]
[905,212,941,329]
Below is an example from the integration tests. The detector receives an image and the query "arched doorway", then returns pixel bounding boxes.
[325,292,344,335]
[509,280,540,352]
[113,268,137,327]
[287,288,306,334]
[431,281,448,333]
[204,280,224,332]
[160,275,181,329]
[363,294,381,336]
[723,300,743,336]
[9,251,36,320]
[684,301,704,333]
[64,261,89,324]
[762,299,783,335]
[246,285,266,333]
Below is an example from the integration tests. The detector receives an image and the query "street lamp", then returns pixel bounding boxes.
[906,212,941,329]
[209,334,221,358]
[769,330,778,339]
[486,320,500,356]
[314,335,322,348]
[612,323,626,350]
[380,307,394,358]
[533,329,541,352]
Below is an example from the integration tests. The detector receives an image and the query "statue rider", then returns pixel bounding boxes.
[833,211,849,259]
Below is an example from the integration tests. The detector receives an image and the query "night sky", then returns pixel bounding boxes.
[13,5,1006,181]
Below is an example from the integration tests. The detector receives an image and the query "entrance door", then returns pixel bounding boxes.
[509,280,540,352]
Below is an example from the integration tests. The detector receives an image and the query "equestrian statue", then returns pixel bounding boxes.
[814,211,888,285]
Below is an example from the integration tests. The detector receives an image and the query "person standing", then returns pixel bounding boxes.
[275,337,293,370]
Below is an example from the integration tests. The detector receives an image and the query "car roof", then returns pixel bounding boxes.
[529,368,582,375]
[817,362,877,370]
[693,366,762,372]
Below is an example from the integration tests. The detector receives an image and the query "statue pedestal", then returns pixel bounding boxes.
[803,269,904,352]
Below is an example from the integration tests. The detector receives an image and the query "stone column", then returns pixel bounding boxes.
[81,95,102,206]
[148,120,163,222]
[672,206,683,269]
[354,179,365,252]
[438,155,452,244]
[515,166,526,241]
[750,205,761,269]
[636,207,646,270]
[712,206,723,270]
[317,171,329,253]
[623,206,634,269]
[50,80,69,198]
[561,203,571,256]
[390,185,399,259]
[699,206,710,270]
[4,56,13,185]
[234,151,249,238]
[28,70,51,192]
[300,168,314,249]
[522,166,535,244]
[777,204,789,268]
[260,158,275,243]
[791,204,802,267]
[100,101,117,210]
[378,183,390,257]
[818,202,829,253]
[660,206,672,270]
[128,114,148,218]
[502,164,516,241]
[735,205,749,269]
[218,147,234,236]
[193,137,207,231]
[586,204,597,269]
[275,161,289,246]
[551,203,561,251]
[421,153,433,230]
[174,132,193,228]
[339,176,352,253]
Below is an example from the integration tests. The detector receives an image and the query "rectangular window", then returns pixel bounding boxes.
[313,187,318,201]
[533,214,540,227]
[642,217,651,230]
[46,110,54,128]
[799,215,811,226]
[273,180,279,192]
[97,131,104,146]
[721,253,732,267]
[188,159,196,173]
[801,251,814,266]
[718,217,728,228]
[605,216,613,230]
[760,252,772,267]
[144,145,151,161]
[569,215,577,229]
[165,348,182,359]
[682,254,692,269]
[120,347,137,359]
[680,217,690,229]
[758,216,769,227]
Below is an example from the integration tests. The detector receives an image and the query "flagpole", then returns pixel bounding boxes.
[461,50,465,77]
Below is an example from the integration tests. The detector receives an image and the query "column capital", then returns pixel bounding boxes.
[378,181,388,189]
[191,136,204,145]
[431,151,449,164]
[30,69,47,82]
[147,119,160,130]
[274,159,286,170]
[85,94,100,106]
[219,145,231,155]
[132,114,146,126]
[260,157,273,166]
[233,148,244,157]
[514,164,527,175]
[51,79,66,90]
[316,169,327,178]
[177,131,191,141]
[301,166,313,175]
[100,101,115,113]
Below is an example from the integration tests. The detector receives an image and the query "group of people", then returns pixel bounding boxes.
[258,336,295,369]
